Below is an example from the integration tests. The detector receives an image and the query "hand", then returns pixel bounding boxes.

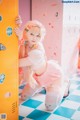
[14,27,23,40]
[15,15,22,27]
[29,77,38,89]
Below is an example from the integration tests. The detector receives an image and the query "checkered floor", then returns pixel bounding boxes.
[19,75,80,120]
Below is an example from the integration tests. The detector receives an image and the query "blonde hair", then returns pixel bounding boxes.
[23,20,46,41]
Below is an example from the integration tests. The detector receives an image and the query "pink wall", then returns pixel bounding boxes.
[19,0,30,29]
[32,0,63,63]
[18,1,80,82]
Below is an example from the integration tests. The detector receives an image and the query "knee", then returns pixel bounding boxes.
[45,91,63,111]
[45,103,57,111]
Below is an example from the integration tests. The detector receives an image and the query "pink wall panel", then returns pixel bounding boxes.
[32,0,63,64]
[19,0,30,29]
[18,0,31,87]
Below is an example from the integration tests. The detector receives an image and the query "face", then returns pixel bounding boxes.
[25,26,41,45]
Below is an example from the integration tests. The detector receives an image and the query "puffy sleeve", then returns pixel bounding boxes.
[19,48,45,68]
[28,49,44,65]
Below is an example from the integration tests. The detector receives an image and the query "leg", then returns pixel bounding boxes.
[45,84,64,111]
[63,78,70,98]
[21,83,41,101]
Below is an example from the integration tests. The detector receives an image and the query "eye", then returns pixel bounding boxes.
[25,28,29,32]
[36,34,40,37]
[30,33,34,36]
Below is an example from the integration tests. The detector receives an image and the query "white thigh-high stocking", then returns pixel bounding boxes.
[45,86,64,111]
[21,83,40,101]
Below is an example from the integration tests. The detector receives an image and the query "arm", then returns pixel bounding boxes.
[14,27,23,40]
[15,15,22,27]
[14,16,23,40]
[19,56,32,67]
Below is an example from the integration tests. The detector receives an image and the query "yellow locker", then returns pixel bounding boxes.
[0,0,19,120]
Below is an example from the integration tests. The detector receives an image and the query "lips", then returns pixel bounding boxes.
[32,40,35,42]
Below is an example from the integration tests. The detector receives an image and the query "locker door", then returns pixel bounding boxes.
[0,0,19,120]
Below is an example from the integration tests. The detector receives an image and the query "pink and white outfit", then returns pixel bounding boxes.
[20,42,69,111]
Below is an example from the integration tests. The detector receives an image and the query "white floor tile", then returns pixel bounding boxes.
[70,84,78,90]
[71,111,80,120]
[47,114,70,120]
[61,100,80,110]
[72,90,80,96]
[19,105,34,117]
[32,93,45,102]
